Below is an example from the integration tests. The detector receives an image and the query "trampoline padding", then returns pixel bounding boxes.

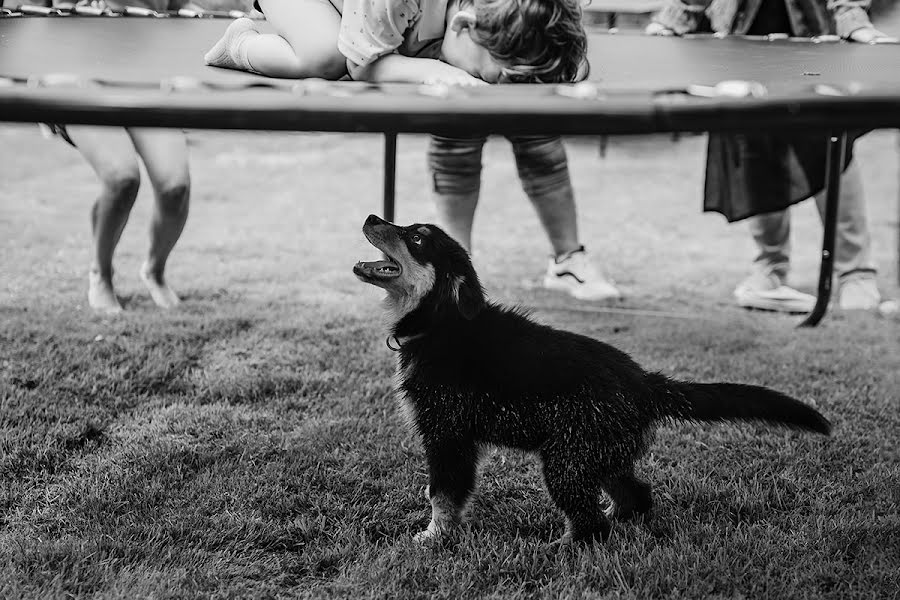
[1,17,900,135]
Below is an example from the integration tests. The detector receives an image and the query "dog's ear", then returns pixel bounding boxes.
[451,273,485,320]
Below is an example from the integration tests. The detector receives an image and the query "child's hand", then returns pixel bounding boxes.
[423,63,487,87]
[848,26,899,44]
[645,22,676,36]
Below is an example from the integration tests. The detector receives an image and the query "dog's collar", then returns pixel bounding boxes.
[386,333,426,352]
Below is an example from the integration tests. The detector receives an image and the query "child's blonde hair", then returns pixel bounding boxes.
[465,0,589,83]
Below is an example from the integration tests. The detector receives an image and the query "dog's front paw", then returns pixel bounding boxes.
[548,532,573,548]
[413,516,454,546]
[413,528,444,546]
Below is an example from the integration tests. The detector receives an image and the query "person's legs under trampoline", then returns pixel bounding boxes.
[66,126,142,314]
[65,126,190,313]
[736,159,879,312]
[508,135,619,301]
[427,134,619,301]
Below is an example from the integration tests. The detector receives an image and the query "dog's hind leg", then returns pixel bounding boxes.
[414,439,479,545]
[540,450,610,544]
[602,473,653,522]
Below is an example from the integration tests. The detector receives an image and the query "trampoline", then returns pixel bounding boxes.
[2,10,900,325]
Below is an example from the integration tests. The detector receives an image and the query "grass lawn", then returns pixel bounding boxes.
[1,125,899,599]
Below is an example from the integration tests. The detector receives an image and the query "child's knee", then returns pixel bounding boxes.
[511,136,568,173]
[427,136,486,196]
[155,180,190,216]
[511,137,570,197]
[99,167,141,203]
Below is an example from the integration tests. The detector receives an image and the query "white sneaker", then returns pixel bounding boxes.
[543,246,621,301]
[838,275,881,311]
[734,270,815,314]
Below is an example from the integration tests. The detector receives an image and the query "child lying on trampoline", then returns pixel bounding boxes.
[207,0,622,301]
[205,0,586,85]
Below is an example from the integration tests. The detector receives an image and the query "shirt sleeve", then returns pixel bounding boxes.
[339,0,420,67]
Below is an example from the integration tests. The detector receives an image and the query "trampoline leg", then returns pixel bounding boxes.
[799,133,847,328]
[383,133,397,222]
[598,136,608,158]
[607,12,617,32]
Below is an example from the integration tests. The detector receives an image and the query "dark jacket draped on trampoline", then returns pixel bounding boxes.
[654,0,873,222]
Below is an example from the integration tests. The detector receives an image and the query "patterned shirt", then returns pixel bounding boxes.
[338,0,448,67]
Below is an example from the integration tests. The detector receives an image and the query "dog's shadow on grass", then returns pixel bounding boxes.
[460,480,782,547]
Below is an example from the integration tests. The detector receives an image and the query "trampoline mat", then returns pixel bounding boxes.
[1,17,900,135]
[1,17,899,92]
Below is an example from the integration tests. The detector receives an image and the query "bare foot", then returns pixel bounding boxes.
[140,262,181,309]
[88,270,123,315]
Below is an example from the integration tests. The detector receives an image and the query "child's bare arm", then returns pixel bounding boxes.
[348,55,484,85]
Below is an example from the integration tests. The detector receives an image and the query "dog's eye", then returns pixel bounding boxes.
[410,234,422,245]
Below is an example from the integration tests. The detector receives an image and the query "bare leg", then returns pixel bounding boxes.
[428,135,488,252]
[66,126,142,314]
[128,129,190,309]
[207,0,346,79]
[434,192,479,251]
[510,136,580,256]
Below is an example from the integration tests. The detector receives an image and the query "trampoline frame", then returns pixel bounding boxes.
[2,16,899,326]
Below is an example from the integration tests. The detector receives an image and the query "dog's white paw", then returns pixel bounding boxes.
[413,528,442,546]
[548,532,573,548]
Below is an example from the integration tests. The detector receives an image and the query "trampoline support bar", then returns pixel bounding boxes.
[383,133,397,222]
[799,132,847,328]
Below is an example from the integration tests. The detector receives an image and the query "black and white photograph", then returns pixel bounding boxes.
[1,0,898,597]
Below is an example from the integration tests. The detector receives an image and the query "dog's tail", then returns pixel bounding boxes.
[647,372,831,435]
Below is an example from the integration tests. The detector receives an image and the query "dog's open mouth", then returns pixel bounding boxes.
[354,254,402,281]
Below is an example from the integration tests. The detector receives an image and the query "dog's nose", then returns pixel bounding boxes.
[365,214,387,228]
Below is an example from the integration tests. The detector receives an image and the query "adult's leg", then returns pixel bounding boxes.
[812,160,876,277]
[747,209,792,282]
[428,134,489,252]
[206,0,345,79]
[128,129,191,309]
[65,126,142,314]
[734,209,817,313]
[811,160,879,309]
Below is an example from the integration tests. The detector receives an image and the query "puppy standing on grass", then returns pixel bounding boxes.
[354,214,831,545]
